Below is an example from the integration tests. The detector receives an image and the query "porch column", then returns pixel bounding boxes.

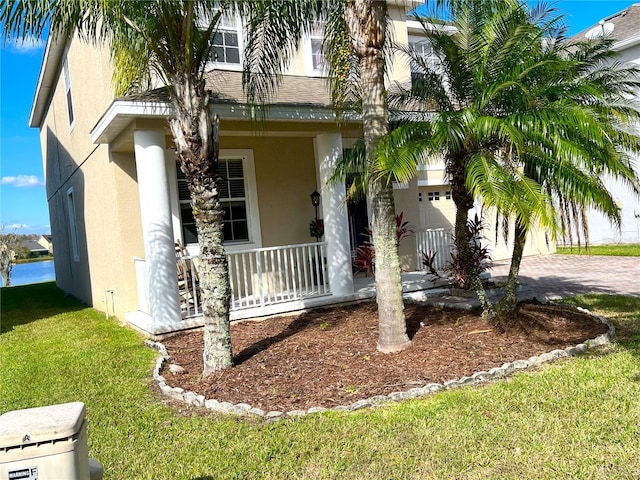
[315,133,354,296]
[133,129,181,326]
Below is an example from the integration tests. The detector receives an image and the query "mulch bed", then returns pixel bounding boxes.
[160,300,608,412]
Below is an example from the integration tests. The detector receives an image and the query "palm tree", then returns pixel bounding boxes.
[1,0,237,375]
[242,0,411,352]
[375,0,640,319]
[492,36,640,315]
[378,0,554,318]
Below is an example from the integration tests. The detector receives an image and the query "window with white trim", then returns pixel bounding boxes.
[210,13,241,65]
[445,190,452,200]
[177,151,260,248]
[306,22,327,74]
[408,36,439,74]
[63,57,75,128]
[66,187,80,261]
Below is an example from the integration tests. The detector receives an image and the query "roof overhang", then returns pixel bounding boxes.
[29,35,67,128]
[90,101,173,144]
[90,98,357,146]
[614,32,640,51]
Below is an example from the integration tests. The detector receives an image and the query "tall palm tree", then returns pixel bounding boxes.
[242,0,411,352]
[1,0,237,375]
[375,0,640,319]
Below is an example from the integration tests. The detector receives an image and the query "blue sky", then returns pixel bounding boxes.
[0,1,637,235]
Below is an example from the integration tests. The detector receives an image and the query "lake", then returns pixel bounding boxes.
[1,260,56,287]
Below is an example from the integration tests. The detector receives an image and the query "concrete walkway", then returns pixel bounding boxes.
[490,254,640,300]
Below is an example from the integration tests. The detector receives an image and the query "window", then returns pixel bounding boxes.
[418,192,423,202]
[428,191,440,201]
[66,187,80,261]
[307,22,326,74]
[445,190,452,200]
[408,36,441,82]
[177,151,260,248]
[63,57,74,128]
[218,159,249,242]
[211,14,241,65]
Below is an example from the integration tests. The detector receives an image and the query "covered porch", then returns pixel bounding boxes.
[88,76,367,337]
[129,244,448,338]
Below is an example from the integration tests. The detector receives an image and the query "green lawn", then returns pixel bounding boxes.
[1,283,639,479]
[557,243,640,256]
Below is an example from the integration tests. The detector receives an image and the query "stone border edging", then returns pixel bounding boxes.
[145,305,615,421]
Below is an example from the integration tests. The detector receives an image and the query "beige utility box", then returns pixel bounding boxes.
[0,402,102,480]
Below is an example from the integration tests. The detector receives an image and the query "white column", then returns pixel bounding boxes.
[315,133,354,296]
[134,129,181,326]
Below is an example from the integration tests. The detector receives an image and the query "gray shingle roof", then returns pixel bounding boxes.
[22,240,48,252]
[570,3,640,45]
[122,69,333,108]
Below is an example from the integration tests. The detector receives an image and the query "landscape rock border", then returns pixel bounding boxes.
[145,305,615,421]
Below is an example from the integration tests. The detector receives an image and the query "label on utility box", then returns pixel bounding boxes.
[7,467,38,480]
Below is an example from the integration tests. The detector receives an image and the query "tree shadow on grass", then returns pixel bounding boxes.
[1,282,85,334]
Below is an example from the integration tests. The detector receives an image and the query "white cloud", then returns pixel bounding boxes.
[1,175,44,187]
[7,37,45,53]
[5,224,28,231]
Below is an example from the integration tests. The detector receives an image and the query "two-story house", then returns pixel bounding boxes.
[29,3,552,337]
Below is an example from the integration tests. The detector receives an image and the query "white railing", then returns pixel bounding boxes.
[154,241,331,319]
[415,228,452,271]
[227,242,330,310]
[176,253,201,318]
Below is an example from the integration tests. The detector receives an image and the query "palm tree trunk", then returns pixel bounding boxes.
[496,220,527,316]
[348,0,410,353]
[450,160,495,319]
[170,76,233,376]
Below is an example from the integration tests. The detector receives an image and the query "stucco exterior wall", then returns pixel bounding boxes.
[392,179,420,271]
[284,3,412,83]
[221,135,319,248]
[388,4,412,84]
[36,34,146,320]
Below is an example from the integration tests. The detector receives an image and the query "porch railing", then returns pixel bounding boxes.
[415,228,452,272]
[227,242,329,310]
[164,241,330,318]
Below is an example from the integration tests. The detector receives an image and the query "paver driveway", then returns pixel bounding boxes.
[491,254,640,300]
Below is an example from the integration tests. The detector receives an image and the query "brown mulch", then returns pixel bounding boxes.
[160,301,608,412]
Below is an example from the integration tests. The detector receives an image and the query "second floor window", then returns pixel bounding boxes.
[63,57,75,128]
[211,14,241,65]
[408,37,439,73]
[309,22,327,74]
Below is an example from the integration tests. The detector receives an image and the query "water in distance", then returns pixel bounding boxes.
[1,260,55,287]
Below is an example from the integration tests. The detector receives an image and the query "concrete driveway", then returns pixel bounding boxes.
[491,254,640,300]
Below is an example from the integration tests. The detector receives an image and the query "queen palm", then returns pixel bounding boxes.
[377,0,640,319]
[242,0,411,352]
[1,0,239,375]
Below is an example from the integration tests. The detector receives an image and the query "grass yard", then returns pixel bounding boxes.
[557,243,640,256]
[1,283,639,479]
